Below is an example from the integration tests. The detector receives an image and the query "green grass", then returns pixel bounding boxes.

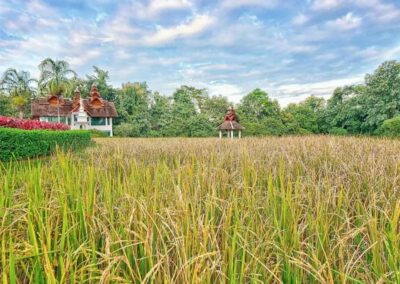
[1,136,400,283]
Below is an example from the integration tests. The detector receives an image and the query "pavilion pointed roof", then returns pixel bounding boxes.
[217,107,244,130]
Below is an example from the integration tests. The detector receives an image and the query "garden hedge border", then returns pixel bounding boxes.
[0,128,91,161]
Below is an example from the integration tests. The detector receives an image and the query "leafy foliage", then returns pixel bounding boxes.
[187,114,215,137]
[114,123,140,137]
[115,82,152,136]
[328,127,348,136]
[0,93,14,116]
[237,88,280,122]
[283,96,325,134]
[363,61,400,131]
[377,116,400,137]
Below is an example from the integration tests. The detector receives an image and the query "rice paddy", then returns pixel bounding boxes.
[1,136,400,283]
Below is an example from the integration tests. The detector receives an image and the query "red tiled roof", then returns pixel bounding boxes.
[31,96,118,118]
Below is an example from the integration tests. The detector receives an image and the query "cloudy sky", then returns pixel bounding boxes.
[0,0,399,105]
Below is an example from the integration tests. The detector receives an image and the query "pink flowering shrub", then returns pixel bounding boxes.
[0,116,69,131]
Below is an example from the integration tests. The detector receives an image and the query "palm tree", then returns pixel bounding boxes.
[38,58,77,97]
[0,68,37,118]
[39,58,77,122]
[88,66,109,84]
[86,66,116,101]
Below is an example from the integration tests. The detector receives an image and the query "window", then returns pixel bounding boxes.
[47,116,67,123]
[91,117,106,125]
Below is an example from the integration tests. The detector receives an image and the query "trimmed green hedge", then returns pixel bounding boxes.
[0,128,91,161]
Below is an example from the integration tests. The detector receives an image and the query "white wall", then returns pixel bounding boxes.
[40,114,114,136]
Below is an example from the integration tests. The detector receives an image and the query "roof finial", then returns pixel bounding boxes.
[90,83,100,98]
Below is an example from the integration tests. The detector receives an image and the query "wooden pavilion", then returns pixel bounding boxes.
[217,107,244,138]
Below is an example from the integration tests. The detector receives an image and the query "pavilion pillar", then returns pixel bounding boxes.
[230,130,234,139]
[239,130,242,139]
[219,130,222,139]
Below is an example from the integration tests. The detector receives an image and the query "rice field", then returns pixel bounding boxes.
[1,136,400,283]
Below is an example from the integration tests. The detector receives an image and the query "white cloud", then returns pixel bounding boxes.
[123,0,192,20]
[326,12,362,30]
[145,14,215,45]
[101,7,143,46]
[28,0,58,15]
[315,52,339,61]
[271,76,364,106]
[66,49,103,67]
[148,0,192,15]
[208,83,243,98]
[362,1,400,23]
[381,45,400,60]
[311,0,343,11]
[312,0,400,23]
[221,0,277,9]
[292,14,309,26]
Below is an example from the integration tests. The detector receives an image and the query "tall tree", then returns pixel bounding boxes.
[237,89,285,136]
[38,58,76,97]
[115,82,152,136]
[363,60,400,133]
[237,88,280,122]
[0,68,37,118]
[283,96,325,134]
[149,92,172,136]
[201,95,230,124]
[321,85,367,134]
[85,66,116,101]
[167,86,198,136]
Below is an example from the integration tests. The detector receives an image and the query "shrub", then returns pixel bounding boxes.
[114,123,140,137]
[0,128,91,161]
[298,128,312,135]
[242,118,287,137]
[377,116,400,137]
[328,127,348,136]
[0,116,69,131]
[188,115,215,137]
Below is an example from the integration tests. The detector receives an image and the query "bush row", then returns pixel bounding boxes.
[0,116,69,130]
[0,128,91,161]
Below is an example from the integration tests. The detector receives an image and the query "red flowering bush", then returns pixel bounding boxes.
[0,116,69,131]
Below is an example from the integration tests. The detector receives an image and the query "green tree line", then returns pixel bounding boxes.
[1,59,400,137]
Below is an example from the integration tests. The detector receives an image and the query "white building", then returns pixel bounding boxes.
[31,84,118,136]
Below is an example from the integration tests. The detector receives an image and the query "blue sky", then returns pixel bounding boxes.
[0,0,399,105]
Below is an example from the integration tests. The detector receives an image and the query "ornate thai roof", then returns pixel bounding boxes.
[31,86,118,118]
